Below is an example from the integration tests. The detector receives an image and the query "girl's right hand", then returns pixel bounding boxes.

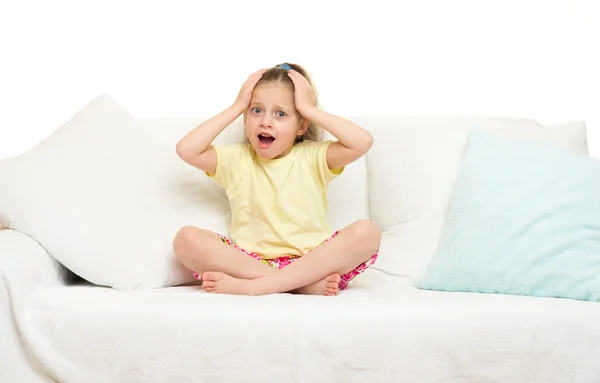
[233,68,268,112]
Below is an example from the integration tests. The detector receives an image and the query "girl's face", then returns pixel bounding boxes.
[244,82,307,159]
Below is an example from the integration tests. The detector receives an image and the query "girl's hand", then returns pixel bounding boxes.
[288,69,317,116]
[233,68,267,113]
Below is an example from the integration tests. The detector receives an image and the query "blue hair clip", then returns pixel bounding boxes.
[278,64,291,71]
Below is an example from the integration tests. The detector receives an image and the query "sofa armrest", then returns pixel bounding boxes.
[0,229,66,294]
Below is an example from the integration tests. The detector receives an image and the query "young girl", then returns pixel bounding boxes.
[173,63,380,296]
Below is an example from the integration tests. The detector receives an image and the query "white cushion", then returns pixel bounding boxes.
[141,118,372,230]
[365,117,588,283]
[0,95,231,289]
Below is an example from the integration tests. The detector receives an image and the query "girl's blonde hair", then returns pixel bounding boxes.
[247,62,323,143]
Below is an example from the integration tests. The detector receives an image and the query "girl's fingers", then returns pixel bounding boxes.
[252,68,266,77]
[243,70,266,90]
[288,70,309,87]
[248,74,264,89]
[245,68,266,83]
[245,72,257,81]
[253,68,267,79]
[248,72,263,84]
[287,71,299,86]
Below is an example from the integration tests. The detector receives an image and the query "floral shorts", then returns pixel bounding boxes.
[191,231,378,291]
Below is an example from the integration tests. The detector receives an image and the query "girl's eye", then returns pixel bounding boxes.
[276,111,286,118]
[252,107,261,114]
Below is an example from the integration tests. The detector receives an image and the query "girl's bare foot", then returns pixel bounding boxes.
[201,272,342,296]
[294,274,341,296]
[201,271,256,295]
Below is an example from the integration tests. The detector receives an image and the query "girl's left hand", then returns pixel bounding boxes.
[287,70,317,116]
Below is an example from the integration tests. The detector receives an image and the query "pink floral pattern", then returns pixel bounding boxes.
[192,231,378,291]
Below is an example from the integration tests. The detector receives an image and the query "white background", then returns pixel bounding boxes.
[1,0,598,158]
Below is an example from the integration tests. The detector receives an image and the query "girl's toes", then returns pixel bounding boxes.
[202,281,216,291]
[202,271,217,281]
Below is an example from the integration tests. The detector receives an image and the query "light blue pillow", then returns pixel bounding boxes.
[416,129,600,302]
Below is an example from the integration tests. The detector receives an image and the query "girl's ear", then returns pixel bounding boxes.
[298,119,310,135]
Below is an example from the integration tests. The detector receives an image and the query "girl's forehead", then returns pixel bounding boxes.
[252,83,294,104]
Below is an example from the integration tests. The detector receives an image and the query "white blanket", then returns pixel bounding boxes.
[3,230,600,383]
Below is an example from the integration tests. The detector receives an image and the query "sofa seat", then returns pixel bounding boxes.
[20,269,600,383]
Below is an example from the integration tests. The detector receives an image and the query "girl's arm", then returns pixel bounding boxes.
[176,105,243,174]
[301,108,373,170]
[287,70,373,170]
[176,68,267,174]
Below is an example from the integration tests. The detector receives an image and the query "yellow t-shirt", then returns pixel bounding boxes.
[207,140,343,259]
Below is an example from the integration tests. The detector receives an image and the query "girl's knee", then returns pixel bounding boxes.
[347,220,381,250]
[173,226,217,260]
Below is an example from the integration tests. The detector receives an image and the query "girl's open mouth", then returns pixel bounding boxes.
[258,133,275,147]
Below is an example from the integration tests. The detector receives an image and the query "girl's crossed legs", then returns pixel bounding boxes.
[173,219,380,296]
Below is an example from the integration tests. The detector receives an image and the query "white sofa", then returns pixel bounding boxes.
[1,95,600,383]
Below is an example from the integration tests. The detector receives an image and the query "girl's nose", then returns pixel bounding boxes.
[260,114,273,127]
